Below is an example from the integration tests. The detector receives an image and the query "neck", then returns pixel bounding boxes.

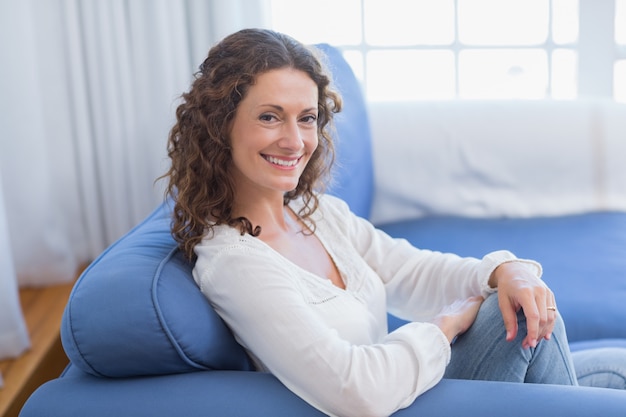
[233,193,291,234]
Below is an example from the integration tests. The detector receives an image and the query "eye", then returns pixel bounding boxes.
[300,114,318,124]
[259,113,277,122]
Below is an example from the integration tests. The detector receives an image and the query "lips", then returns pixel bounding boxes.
[262,154,302,167]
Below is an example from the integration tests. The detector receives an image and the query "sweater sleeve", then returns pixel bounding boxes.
[322,196,542,322]
[194,243,451,417]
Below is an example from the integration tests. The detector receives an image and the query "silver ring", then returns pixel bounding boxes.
[547,306,557,311]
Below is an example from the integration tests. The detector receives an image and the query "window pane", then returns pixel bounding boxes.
[615,60,626,102]
[458,0,549,45]
[342,50,365,83]
[364,0,455,46]
[270,0,362,45]
[366,50,455,101]
[616,0,626,44]
[552,0,579,44]
[551,49,577,99]
[458,49,548,99]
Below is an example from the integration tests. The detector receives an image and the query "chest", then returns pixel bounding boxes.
[263,226,345,289]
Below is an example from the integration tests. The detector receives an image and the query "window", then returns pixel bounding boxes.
[271,0,625,102]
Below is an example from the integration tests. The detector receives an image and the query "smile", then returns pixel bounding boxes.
[262,155,302,167]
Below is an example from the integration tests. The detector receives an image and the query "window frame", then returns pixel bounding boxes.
[271,0,624,101]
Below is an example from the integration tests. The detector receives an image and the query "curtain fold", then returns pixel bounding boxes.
[0,0,269,357]
[1,0,79,288]
[0,169,30,361]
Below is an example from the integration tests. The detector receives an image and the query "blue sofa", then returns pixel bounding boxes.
[20,44,626,416]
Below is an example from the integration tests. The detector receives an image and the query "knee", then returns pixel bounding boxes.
[466,293,507,338]
[478,294,569,344]
[500,296,568,336]
[478,293,501,317]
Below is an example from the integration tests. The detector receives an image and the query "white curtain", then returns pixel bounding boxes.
[0,169,29,362]
[0,0,269,360]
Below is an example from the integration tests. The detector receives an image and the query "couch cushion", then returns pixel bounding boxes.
[61,201,253,377]
[378,211,626,343]
[21,365,626,417]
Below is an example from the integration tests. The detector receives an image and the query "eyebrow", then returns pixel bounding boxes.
[260,104,318,113]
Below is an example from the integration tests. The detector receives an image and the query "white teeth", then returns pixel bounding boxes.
[265,155,299,167]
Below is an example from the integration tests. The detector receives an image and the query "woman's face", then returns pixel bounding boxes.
[229,68,319,201]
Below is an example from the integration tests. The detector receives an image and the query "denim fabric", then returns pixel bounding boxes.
[444,294,578,385]
[572,348,626,390]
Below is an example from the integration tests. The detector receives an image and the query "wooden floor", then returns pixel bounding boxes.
[0,279,76,417]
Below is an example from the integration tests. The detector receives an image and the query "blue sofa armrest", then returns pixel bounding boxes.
[21,366,626,417]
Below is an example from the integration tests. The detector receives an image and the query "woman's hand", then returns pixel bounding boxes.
[489,262,556,349]
[431,296,484,344]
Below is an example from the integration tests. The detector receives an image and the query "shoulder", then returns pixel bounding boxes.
[309,194,354,224]
[192,225,269,284]
[195,224,256,254]
[319,193,351,212]
[316,194,367,238]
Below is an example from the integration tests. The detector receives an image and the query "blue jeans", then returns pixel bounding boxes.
[572,348,626,390]
[444,294,626,389]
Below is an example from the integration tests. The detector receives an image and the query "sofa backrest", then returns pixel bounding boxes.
[60,44,374,377]
[318,43,374,219]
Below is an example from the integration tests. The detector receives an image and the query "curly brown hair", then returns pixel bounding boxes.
[162,29,342,260]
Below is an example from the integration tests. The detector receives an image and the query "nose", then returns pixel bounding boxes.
[278,119,305,151]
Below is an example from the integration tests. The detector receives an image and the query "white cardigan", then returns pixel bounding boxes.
[193,195,539,417]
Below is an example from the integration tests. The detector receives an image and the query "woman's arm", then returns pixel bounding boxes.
[324,196,542,322]
[326,196,554,348]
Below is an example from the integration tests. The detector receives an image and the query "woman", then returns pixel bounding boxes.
[162,28,617,417]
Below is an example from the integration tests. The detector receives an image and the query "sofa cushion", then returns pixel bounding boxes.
[22,365,626,417]
[61,201,254,377]
[378,211,626,343]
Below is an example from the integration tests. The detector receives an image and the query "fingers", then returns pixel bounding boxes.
[518,287,557,349]
[498,295,519,342]
[522,301,540,349]
[535,287,557,343]
[543,292,557,340]
[493,261,559,349]
[433,296,485,344]
[524,288,546,349]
